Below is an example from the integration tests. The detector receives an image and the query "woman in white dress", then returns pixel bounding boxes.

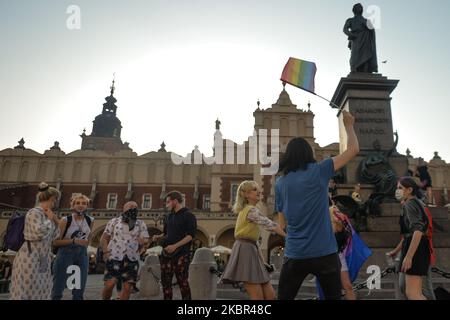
[10,182,60,300]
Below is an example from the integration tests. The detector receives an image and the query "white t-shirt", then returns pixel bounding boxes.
[63,214,92,240]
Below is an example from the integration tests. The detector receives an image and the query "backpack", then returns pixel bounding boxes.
[52,214,93,255]
[1,211,26,252]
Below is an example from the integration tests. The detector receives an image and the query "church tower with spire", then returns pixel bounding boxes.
[253,83,316,153]
[80,76,131,153]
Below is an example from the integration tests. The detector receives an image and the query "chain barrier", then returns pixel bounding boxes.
[146,265,178,286]
[350,266,395,295]
[431,267,450,279]
[212,268,246,292]
[147,263,450,298]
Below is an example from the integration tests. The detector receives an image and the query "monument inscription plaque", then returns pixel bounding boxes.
[332,73,398,154]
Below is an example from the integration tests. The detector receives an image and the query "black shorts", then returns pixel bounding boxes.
[400,236,430,276]
[104,257,139,283]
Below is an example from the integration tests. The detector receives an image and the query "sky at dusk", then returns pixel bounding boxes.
[1,0,449,161]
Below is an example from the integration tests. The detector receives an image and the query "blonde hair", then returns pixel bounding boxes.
[233,180,259,214]
[37,182,60,203]
[70,194,90,209]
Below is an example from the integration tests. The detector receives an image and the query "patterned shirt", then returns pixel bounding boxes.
[104,218,149,262]
[246,207,278,230]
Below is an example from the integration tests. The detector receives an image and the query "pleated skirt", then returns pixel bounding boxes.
[221,239,270,284]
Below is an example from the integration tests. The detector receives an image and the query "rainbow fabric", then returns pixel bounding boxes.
[316,207,372,299]
[280,57,317,93]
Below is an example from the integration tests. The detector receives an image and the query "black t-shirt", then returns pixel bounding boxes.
[163,207,197,256]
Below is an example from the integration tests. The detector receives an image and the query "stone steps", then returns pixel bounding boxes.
[371,203,448,219]
[360,232,450,249]
[366,218,450,233]
[367,217,400,232]
[429,207,450,220]
[217,271,450,300]
[379,203,402,217]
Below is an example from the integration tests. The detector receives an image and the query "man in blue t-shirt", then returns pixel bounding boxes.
[275,110,359,300]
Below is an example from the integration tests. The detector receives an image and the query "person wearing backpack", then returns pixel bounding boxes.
[387,177,431,300]
[10,182,61,300]
[388,177,436,300]
[51,194,93,300]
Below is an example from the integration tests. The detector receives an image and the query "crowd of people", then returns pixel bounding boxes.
[1,110,439,300]
[3,185,199,300]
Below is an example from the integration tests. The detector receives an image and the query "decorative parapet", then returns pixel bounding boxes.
[0,209,237,220]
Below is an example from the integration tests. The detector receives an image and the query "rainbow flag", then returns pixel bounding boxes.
[280,57,317,93]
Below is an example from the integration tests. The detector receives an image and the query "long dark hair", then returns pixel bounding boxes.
[278,137,316,175]
[398,176,423,199]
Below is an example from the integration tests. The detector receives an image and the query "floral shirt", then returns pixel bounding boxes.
[104,218,149,262]
[246,207,278,230]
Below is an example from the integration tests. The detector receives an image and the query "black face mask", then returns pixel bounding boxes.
[122,207,138,230]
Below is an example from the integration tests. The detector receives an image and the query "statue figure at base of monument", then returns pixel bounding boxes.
[358,133,399,200]
[343,3,378,73]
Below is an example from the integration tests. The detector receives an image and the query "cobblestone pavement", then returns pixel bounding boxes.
[0,274,183,300]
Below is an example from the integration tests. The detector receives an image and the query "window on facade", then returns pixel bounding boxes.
[230,183,239,206]
[142,194,152,209]
[203,194,211,210]
[106,193,118,209]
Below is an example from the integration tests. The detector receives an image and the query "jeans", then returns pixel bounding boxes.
[278,253,342,300]
[51,244,88,300]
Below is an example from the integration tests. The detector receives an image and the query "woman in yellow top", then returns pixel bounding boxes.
[221,180,286,300]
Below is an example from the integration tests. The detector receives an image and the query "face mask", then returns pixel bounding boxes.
[122,207,138,230]
[395,189,404,201]
[74,209,86,216]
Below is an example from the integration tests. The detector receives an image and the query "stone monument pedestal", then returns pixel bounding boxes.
[331,73,408,184]
[332,73,398,154]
